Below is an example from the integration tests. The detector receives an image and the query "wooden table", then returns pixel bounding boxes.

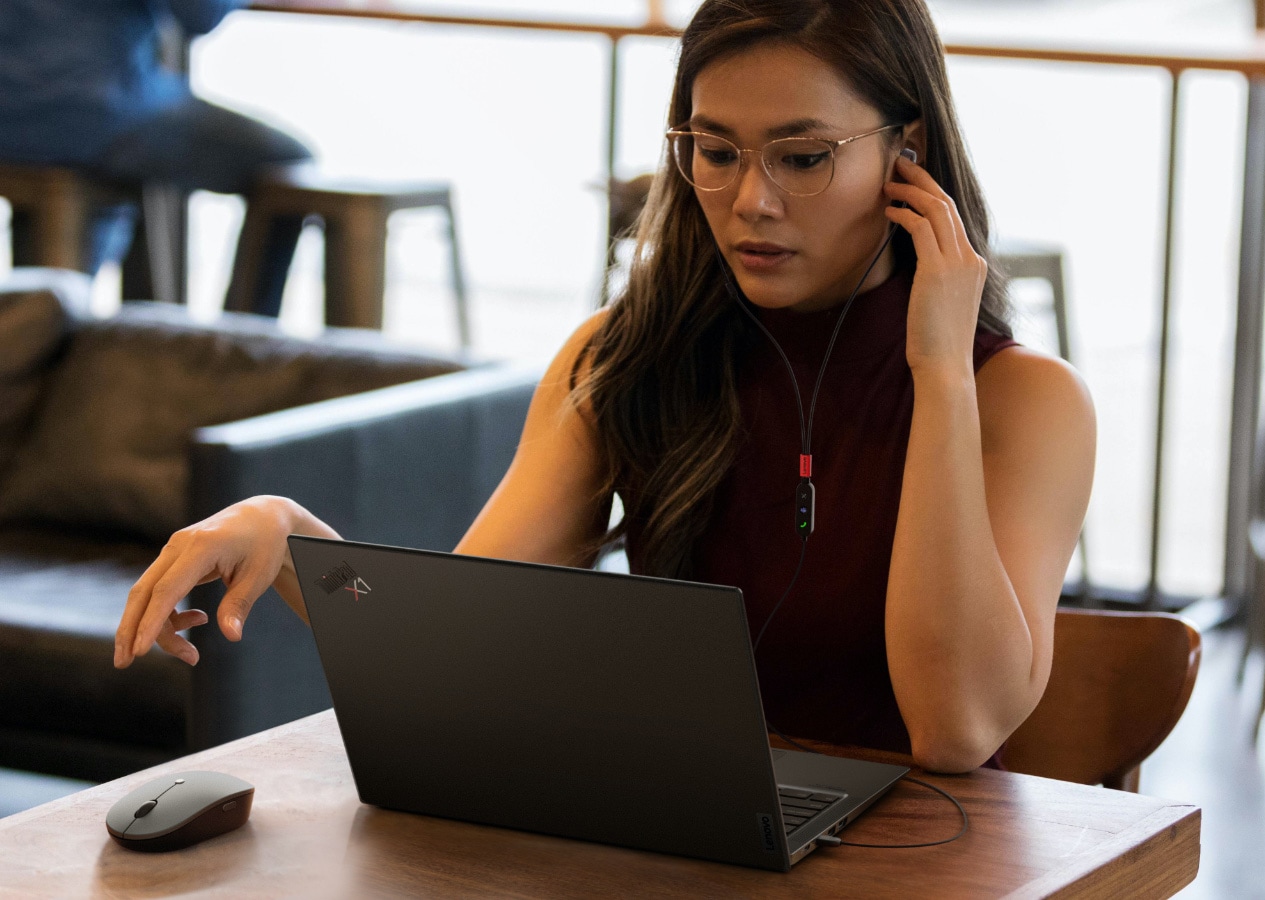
[0,710,1199,898]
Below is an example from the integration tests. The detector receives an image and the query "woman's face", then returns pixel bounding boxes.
[688,42,902,313]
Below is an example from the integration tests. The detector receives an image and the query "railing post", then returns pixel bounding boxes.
[599,35,623,305]
[1224,75,1265,608]
[1147,71,1183,609]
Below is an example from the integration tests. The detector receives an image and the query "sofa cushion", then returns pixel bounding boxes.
[0,526,188,751]
[0,287,74,477]
[0,303,465,542]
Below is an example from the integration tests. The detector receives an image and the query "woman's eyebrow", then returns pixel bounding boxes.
[766,117,834,139]
[686,115,837,139]
[686,115,735,136]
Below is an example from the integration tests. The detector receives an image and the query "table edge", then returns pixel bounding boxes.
[1003,803,1201,900]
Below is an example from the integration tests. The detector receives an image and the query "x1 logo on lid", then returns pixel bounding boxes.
[343,577,372,602]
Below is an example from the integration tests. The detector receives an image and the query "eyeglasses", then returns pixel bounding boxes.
[665,123,900,197]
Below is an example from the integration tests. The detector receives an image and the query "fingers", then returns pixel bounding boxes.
[155,609,210,666]
[884,184,959,258]
[129,546,222,661]
[115,497,301,669]
[216,566,280,642]
[885,203,942,261]
[886,156,970,258]
[115,541,186,667]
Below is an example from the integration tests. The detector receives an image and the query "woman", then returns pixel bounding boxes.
[114,0,1095,773]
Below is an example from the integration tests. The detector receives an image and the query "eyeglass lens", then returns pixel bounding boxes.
[670,133,837,196]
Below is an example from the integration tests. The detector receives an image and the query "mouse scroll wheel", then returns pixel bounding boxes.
[134,800,158,818]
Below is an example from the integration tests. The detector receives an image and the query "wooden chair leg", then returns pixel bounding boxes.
[1104,766,1141,793]
[9,208,38,268]
[33,180,88,271]
[224,203,275,314]
[323,198,387,330]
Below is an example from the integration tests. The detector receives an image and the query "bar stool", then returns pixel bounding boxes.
[0,162,182,305]
[0,163,95,270]
[225,166,470,346]
[994,238,1074,363]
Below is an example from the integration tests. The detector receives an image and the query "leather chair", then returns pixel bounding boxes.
[1003,608,1201,791]
[0,268,537,781]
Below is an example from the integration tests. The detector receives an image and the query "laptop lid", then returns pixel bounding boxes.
[291,536,904,871]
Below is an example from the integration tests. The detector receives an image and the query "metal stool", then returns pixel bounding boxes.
[994,238,1074,362]
[994,238,1094,604]
[225,166,470,346]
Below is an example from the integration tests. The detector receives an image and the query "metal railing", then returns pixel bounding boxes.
[943,41,1265,611]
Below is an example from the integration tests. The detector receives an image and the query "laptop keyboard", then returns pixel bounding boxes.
[778,786,847,834]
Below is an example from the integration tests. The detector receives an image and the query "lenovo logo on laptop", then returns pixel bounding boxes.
[756,813,778,853]
[317,561,371,601]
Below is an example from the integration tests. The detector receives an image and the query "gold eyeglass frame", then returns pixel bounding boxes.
[665,123,901,197]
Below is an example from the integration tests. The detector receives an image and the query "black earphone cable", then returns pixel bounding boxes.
[717,260,809,453]
[716,221,899,461]
[829,776,969,848]
[751,534,808,655]
[715,221,900,645]
[715,222,970,850]
[806,223,899,446]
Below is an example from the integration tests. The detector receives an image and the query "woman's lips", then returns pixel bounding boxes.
[734,242,795,271]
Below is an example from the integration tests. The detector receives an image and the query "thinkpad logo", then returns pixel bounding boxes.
[317,561,358,595]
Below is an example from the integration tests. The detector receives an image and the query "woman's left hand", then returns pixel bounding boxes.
[884,155,987,377]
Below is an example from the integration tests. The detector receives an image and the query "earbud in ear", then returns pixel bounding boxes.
[899,147,918,164]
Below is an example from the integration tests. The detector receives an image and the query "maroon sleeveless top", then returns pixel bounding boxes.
[628,270,1017,759]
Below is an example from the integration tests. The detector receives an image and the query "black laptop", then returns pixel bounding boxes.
[289,535,908,871]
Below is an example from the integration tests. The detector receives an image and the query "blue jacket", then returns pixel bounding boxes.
[0,0,244,166]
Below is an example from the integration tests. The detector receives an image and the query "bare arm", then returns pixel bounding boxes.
[884,155,1096,771]
[885,349,1094,772]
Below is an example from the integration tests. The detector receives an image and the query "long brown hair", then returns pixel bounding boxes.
[577,0,1012,578]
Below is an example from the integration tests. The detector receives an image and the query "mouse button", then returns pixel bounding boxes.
[126,773,252,839]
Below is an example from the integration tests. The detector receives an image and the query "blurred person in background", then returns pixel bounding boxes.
[0,0,310,314]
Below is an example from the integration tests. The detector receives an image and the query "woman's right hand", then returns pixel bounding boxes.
[113,495,338,669]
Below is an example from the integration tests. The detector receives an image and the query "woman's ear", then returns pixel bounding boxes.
[900,119,926,165]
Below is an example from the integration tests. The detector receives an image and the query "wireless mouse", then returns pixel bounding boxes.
[105,770,254,852]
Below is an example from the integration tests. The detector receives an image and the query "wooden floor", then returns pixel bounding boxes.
[1146,624,1265,899]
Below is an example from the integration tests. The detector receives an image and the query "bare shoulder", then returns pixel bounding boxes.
[543,307,611,382]
[975,345,1095,454]
[533,307,612,412]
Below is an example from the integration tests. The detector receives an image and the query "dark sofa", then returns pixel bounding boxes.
[0,269,538,781]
